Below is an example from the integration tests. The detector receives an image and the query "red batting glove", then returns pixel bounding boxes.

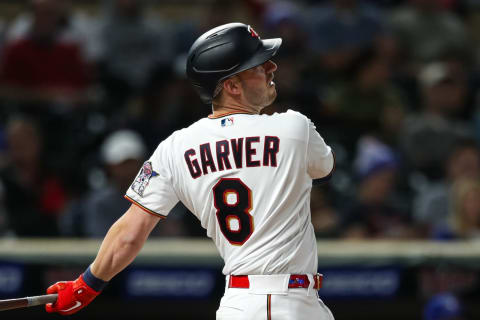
[45,275,100,315]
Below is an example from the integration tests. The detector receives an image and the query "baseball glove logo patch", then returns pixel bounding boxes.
[131,161,159,197]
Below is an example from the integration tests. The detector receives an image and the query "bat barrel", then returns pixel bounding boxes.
[0,297,28,311]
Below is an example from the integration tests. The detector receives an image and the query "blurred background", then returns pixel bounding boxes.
[0,0,480,319]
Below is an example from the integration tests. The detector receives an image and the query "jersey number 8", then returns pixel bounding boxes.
[213,178,253,245]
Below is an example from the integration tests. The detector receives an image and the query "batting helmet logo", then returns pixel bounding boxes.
[248,25,259,38]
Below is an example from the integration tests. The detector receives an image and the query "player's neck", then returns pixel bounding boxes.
[211,98,261,117]
[211,105,258,117]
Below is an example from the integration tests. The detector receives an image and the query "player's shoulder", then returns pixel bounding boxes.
[253,109,309,141]
[158,117,210,148]
[171,117,210,138]
[267,109,310,130]
[160,126,190,147]
[274,109,309,121]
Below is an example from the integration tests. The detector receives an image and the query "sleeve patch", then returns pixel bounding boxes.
[130,161,159,197]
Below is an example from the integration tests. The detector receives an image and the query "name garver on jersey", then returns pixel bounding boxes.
[184,136,280,179]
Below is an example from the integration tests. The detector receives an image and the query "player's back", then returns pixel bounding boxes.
[127,110,333,275]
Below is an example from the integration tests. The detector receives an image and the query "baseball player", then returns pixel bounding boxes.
[45,23,335,319]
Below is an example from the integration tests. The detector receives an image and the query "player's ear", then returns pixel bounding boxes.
[223,77,241,96]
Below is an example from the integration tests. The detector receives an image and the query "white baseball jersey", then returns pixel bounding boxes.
[125,110,334,276]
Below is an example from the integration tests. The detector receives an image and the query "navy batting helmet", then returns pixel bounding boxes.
[186,23,282,105]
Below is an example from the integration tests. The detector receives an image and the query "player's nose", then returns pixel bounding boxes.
[264,60,277,74]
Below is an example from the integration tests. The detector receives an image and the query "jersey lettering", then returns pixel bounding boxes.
[184,149,202,179]
[184,136,280,179]
[216,140,232,171]
[231,138,244,169]
[245,137,261,167]
[200,143,217,175]
[263,136,280,167]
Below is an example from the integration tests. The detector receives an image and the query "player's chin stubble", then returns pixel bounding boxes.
[245,84,277,110]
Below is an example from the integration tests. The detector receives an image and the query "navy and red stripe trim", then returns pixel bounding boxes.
[124,195,167,219]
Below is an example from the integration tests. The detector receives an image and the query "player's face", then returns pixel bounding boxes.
[237,60,278,109]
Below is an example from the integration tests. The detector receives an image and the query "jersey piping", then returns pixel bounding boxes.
[208,111,255,119]
[124,195,167,219]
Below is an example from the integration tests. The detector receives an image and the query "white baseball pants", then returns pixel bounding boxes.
[216,274,334,320]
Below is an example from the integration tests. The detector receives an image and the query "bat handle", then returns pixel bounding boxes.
[27,294,58,307]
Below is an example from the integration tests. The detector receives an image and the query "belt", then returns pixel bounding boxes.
[228,273,323,290]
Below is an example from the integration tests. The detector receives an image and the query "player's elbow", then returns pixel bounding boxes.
[309,150,335,180]
[106,222,145,269]
[322,151,335,177]
[114,219,146,252]
[118,230,143,251]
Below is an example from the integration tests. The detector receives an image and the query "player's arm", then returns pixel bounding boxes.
[90,204,160,280]
[45,204,161,315]
[306,118,335,179]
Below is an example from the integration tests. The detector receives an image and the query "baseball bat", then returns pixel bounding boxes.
[0,294,58,311]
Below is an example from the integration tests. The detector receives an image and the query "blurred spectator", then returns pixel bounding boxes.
[5,0,101,62]
[305,0,389,75]
[423,293,464,320]
[263,1,307,58]
[441,178,480,240]
[467,1,480,69]
[0,17,5,53]
[0,116,67,237]
[0,0,92,109]
[127,64,206,151]
[322,47,406,150]
[400,61,472,180]
[413,139,480,237]
[97,0,174,109]
[0,181,10,236]
[60,129,146,237]
[199,0,240,32]
[389,0,469,71]
[310,184,340,238]
[87,129,147,237]
[260,1,312,112]
[341,136,415,239]
[60,129,192,238]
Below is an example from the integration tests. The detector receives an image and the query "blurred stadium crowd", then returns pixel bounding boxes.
[0,0,480,242]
